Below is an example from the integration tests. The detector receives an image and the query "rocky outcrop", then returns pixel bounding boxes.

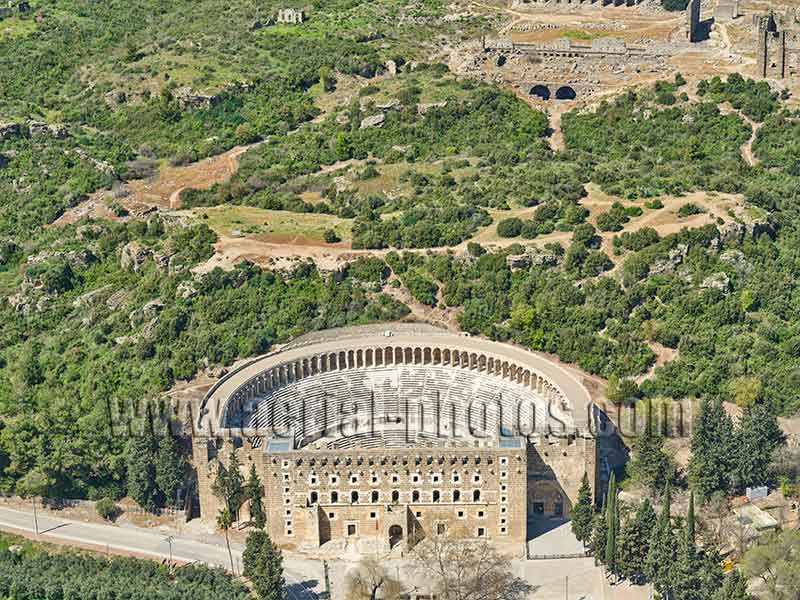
[718,211,777,245]
[385,59,398,76]
[506,254,530,271]
[719,249,752,274]
[650,243,689,276]
[72,285,112,309]
[27,120,68,139]
[120,241,152,272]
[173,87,222,110]
[360,113,386,129]
[153,252,171,273]
[700,272,731,293]
[177,281,198,300]
[417,101,447,115]
[104,90,127,110]
[0,122,21,140]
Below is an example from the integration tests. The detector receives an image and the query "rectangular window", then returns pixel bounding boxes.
[477,527,486,537]
[347,523,357,536]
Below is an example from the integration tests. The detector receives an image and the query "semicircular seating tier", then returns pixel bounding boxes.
[199,324,593,447]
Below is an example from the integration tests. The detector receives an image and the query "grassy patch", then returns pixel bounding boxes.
[196,205,353,243]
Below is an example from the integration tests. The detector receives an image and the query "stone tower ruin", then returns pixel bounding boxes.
[757,13,786,78]
[687,0,701,42]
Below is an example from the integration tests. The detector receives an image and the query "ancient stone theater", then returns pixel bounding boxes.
[193,324,598,556]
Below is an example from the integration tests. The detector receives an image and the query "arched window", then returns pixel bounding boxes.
[371,491,379,503]
[453,490,461,502]
[473,490,481,502]
[351,491,359,504]
[331,491,338,503]
[310,491,318,505]
[433,490,440,503]
[392,490,399,503]
[412,490,420,502]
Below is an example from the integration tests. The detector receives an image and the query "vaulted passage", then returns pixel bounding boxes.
[530,85,551,100]
[555,86,577,100]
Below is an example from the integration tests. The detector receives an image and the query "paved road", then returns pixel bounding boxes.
[0,507,322,600]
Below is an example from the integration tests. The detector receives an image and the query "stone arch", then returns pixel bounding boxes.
[389,524,403,549]
[433,348,442,364]
[414,347,423,364]
[423,347,432,364]
[395,347,403,364]
[555,86,577,100]
[530,84,551,100]
[404,347,413,364]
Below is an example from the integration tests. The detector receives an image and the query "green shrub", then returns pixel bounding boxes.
[95,498,119,521]
[496,217,523,238]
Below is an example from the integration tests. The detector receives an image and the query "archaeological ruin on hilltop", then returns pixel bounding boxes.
[192,325,600,556]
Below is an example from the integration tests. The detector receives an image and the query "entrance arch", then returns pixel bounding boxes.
[389,525,403,549]
[555,86,577,100]
[530,85,551,100]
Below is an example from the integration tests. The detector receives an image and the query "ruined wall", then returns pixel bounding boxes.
[528,435,596,515]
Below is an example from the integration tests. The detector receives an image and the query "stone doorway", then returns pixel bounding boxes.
[389,524,403,549]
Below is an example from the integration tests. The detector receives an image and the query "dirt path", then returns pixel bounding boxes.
[718,102,761,167]
[547,108,566,152]
[382,277,462,332]
[741,117,762,167]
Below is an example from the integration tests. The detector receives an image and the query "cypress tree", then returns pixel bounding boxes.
[733,400,785,493]
[604,472,618,576]
[590,510,607,562]
[244,528,286,600]
[126,426,158,512]
[687,491,695,545]
[630,400,673,496]
[571,473,594,546]
[617,499,657,583]
[645,481,677,595]
[689,398,735,499]
[154,429,187,507]
[247,463,266,530]
[711,570,752,600]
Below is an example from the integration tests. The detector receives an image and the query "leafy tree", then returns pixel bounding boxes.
[247,463,266,529]
[95,497,119,521]
[496,218,523,238]
[742,529,800,600]
[244,529,286,600]
[345,557,402,600]
[571,473,594,545]
[217,508,236,575]
[212,447,245,520]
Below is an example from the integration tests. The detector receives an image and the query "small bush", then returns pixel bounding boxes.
[677,203,704,218]
[323,229,341,244]
[95,498,119,521]
[496,217,523,238]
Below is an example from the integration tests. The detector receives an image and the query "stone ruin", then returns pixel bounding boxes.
[511,0,644,7]
[276,8,304,24]
[714,0,738,24]
[753,10,800,79]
